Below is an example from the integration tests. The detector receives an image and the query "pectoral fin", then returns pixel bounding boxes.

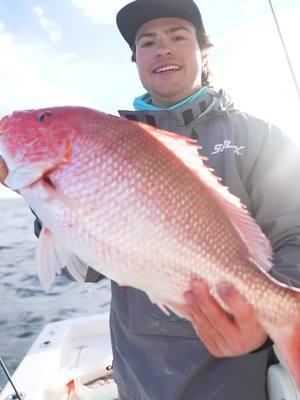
[37,227,88,289]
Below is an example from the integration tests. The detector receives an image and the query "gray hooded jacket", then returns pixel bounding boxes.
[108,88,300,400]
[33,87,300,399]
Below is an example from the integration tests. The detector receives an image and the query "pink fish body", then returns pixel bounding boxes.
[1,106,300,385]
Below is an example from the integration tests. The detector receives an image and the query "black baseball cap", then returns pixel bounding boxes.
[116,0,206,49]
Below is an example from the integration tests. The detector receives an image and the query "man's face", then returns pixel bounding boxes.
[135,17,203,108]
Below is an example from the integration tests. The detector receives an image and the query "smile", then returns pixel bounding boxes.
[153,65,182,74]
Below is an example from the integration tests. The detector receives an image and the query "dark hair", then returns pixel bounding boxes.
[131,29,213,86]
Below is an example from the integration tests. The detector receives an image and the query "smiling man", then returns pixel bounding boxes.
[109,0,300,399]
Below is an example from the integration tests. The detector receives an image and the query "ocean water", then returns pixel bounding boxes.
[0,198,111,390]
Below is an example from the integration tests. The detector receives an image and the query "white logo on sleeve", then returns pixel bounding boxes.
[211,140,245,155]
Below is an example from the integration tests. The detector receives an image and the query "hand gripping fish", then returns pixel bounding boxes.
[1,106,300,385]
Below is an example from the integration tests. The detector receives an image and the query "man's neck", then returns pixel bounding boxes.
[133,87,208,112]
[150,88,203,109]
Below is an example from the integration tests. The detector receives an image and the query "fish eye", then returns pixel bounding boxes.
[37,111,52,122]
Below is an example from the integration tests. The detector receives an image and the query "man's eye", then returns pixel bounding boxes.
[173,36,186,42]
[141,41,154,48]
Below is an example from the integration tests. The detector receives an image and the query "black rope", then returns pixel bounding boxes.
[267,0,300,103]
[0,357,22,399]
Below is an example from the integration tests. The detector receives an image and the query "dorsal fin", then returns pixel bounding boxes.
[137,121,273,272]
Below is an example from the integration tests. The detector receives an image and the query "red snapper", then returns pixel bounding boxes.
[1,106,300,385]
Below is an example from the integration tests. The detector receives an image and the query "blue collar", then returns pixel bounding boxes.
[133,87,208,111]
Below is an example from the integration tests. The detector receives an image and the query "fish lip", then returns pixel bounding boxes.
[152,63,182,74]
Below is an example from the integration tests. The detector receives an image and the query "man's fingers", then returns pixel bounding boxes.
[191,280,231,318]
[217,283,255,328]
[190,313,224,357]
[184,287,235,356]
[185,280,268,356]
[217,283,268,348]
[185,294,226,356]
[0,156,8,183]
[190,280,237,333]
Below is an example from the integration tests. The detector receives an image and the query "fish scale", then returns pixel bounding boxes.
[1,106,300,386]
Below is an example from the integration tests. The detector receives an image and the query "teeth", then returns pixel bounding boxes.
[155,65,180,73]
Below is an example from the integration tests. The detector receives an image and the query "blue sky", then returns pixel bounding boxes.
[0,0,299,198]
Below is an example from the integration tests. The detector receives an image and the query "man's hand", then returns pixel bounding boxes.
[0,156,8,183]
[184,279,268,357]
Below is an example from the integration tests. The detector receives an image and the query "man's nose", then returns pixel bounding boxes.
[155,39,172,57]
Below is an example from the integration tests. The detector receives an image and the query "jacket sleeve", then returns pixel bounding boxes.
[33,215,105,283]
[245,122,300,287]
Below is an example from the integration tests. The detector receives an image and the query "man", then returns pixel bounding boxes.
[110,1,300,399]
[1,0,300,399]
